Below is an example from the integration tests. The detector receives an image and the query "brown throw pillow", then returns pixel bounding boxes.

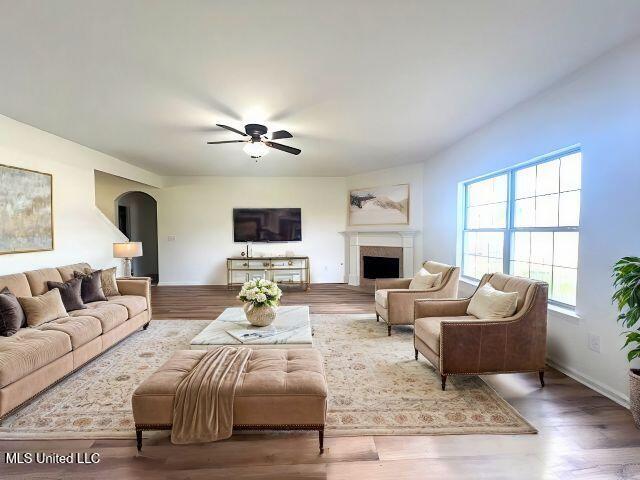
[73,270,108,303]
[101,267,120,297]
[0,287,26,336]
[18,289,68,327]
[47,278,87,311]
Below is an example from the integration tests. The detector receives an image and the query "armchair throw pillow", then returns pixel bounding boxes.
[409,268,442,290]
[467,283,518,319]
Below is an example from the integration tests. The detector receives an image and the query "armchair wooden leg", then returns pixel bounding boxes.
[539,370,545,387]
[387,325,391,336]
[414,348,418,360]
[319,428,324,453]
[441,375,447,391]
[136,429,143,452]
[142,322,150,330]
[376,313,379,322]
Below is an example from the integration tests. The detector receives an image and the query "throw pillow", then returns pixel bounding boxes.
[467,283,518,319]
[0,287,26,336]
[74,270,108,303]
[18,289,68,327]
[100,267,120,297]
[409,268,443,290]
[47,278,87,311]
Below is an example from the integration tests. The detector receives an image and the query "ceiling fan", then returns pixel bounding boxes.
[207,123,301,159]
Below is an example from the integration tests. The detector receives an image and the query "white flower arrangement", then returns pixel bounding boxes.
[238,278,282,307]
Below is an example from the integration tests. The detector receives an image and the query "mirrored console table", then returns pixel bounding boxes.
[226,256,310,290]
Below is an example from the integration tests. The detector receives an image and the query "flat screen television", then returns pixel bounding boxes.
[233,208,302,242]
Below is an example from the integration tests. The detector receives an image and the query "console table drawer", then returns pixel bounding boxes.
[229,259,271,269]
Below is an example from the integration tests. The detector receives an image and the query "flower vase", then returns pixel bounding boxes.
[243,303,277,327]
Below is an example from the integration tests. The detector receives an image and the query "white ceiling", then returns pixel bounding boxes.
[1,1,640,177]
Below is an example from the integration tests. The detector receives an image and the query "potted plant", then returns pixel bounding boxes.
[613,256,640,426]
[238,278,282,327]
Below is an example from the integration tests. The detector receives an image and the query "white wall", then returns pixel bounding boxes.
[346,163,424,275]
[421,38,640,405]
[157,176,347,285]
[0,114,161,277]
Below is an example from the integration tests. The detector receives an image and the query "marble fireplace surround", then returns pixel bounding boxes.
[342,230,419,287]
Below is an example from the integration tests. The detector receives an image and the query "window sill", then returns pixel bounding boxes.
[458,276,581,322]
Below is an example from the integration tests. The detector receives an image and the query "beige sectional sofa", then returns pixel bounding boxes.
[0,262,151,421]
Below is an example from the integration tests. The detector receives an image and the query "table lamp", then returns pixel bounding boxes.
[113,242,143,277]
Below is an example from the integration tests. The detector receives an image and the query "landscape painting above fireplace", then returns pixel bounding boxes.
[349,184,409,225]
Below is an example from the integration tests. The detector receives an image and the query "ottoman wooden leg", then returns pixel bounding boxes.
[136,429,143,452]
[319,428,324,453]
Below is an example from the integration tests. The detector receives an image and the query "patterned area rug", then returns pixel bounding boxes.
[0,315,535,438]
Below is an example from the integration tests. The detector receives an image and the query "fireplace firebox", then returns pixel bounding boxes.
[363,256,400,279]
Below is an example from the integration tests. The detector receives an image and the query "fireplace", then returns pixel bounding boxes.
[363,256,400,279]
[359,245,403,290]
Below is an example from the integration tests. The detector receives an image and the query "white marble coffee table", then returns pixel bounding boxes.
[190,305,313,349]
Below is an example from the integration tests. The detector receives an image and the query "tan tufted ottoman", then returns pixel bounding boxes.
[132,348,327,452]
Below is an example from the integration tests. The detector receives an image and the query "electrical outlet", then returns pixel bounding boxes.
[588,333,601,353]
[167,235,176,242]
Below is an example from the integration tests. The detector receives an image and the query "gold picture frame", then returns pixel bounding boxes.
[348,183,410,226]
[0,164,54,254]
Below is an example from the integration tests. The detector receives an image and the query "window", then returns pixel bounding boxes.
[462,149,581,307]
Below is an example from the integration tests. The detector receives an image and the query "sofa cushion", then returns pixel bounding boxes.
[101,268,120,297]
[0,287,26,336]
[107,295,147,318]
[70,303,128,333]
[25,268,63,296]
[0,273,32,298]
[0,329,72,387]
[18,289,69,327]
[415,316,477,354]
[374,289,406,309]
[57,263,91,282]
[39,316,102,349]
[74,270,108,303]
[46,278,87,312]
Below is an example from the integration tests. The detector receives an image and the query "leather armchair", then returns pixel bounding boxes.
[374,261,460,336]
[413,273,548,390]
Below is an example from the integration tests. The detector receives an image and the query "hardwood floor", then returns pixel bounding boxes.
[2,284,639,479]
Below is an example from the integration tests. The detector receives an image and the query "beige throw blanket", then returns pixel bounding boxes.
[171,346,252,444]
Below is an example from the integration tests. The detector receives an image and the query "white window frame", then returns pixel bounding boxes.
[461,146,581,309]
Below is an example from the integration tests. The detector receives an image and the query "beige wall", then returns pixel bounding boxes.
[0,114,159,277]
[94,170,159,224]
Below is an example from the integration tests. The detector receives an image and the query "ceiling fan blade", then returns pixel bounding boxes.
[265,141,301,155]
[206,140,246,144]
[270,130,293,140]
[216,124,248,136]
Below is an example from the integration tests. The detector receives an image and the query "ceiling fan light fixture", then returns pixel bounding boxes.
[243,141,269,158]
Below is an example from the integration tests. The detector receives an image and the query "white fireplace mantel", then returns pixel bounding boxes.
[340,230,420,286]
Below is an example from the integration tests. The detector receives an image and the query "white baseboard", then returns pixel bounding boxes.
[546,358,630,408]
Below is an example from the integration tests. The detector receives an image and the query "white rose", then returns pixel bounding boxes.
[256,293,267,303]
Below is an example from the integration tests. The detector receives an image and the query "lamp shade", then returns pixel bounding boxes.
[113,242,143,258]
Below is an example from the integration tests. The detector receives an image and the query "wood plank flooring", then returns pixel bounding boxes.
[2,284,639,479]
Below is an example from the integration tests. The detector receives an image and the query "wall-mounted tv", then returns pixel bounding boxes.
[233,208,302,242]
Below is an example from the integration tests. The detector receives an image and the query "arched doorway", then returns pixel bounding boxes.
[115,191,159,283]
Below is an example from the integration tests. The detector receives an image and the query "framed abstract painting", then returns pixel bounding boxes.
[0,164,53,254]
[348,183,410,225]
